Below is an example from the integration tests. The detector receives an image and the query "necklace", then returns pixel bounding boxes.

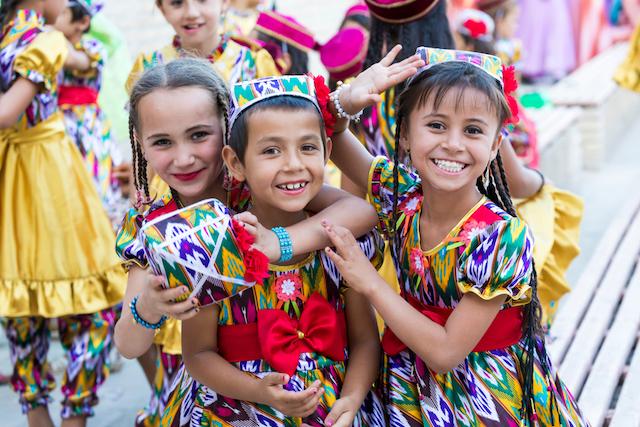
[172,35,226,64]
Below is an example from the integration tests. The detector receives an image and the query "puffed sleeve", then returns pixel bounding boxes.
[254,47,280,78]
[125,52,148,94]
[367,155,422,238]
[69,38,105,79]
[13,30,68,91]
[115,208,148,269]
[457,217,533,306]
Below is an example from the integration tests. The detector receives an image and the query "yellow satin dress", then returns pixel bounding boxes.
[0,23,126,318]
[515,185,584,328]
[615,23,640,92]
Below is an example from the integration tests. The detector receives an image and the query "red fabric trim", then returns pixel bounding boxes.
[145,199,179,221]
[217,293,346,376]
[217,323,264,362]
[58,85,99,106]
[382,294,523,355]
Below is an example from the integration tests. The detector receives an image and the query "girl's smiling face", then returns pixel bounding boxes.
[137,86,225,205]
[402,86,501,196]
[158,0,226,50]
[225,107,329,217]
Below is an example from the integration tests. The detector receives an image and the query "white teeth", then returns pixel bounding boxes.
[434,159,465,173]
[279,182,307,190]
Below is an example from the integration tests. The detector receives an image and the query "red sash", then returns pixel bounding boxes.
[58,86,99,106]
[382,295,523,355]
[217,292,346,376]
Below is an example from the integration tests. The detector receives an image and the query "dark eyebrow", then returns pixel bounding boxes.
[466,118,489,126]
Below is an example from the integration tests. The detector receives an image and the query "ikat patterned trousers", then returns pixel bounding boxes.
[2,307,116,418]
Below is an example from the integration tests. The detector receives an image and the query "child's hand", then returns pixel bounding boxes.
[233,212,280,262]
[324,396,359,427]
[260,373,324,418]
[113,162,133,197]
[322,222,381,296]
[339,45,424,114]
[136,270,200,321]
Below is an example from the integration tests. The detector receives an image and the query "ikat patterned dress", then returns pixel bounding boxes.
[368,156,588,426]
[190,233,387,426]
[59,37,127,229]
[116,190,250,427]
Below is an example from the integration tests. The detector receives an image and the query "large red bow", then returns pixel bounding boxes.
[462,19,488,39]
[257,292,346,376]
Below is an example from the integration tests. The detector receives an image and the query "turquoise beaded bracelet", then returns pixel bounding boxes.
[130,294,167,330]
[272,226,293,262]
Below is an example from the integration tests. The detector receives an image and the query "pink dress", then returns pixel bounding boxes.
[517,0,577,79]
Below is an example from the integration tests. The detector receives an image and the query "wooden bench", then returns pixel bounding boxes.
[548,189,640,426]
[547,42,640,171]
[526,106,582,190]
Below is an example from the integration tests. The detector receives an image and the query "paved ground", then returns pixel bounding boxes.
[1,2,640,425]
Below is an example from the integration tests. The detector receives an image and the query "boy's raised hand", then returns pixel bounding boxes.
[339,45,424,114]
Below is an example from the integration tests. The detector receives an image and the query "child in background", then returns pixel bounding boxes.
[453,8,497,55]
[54,0,129,229]
[117,58,384,426]
[0,0,126,425]
[326,45,588,426]
[182,74,384,427]
[223,0,261,38]
[253,10,314,75]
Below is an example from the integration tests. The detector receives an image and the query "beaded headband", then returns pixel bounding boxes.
[70,0,104,16]
[413,47,519,124]
[228,75,336,137]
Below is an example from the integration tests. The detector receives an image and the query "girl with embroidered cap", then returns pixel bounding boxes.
[116,58,388,426]
[253,10,315,74]
[325,45,588,426]
[53,0,129,230]
[180,72,391,427]
[0,0,127,425]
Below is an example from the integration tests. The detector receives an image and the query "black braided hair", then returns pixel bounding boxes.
[390,60,559,426]
[0,0,19,31]
[127,57,229,210]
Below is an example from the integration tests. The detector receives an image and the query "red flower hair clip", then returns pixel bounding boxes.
[463,19,488,39]
[502,65,520,125]
[311,74,337,137]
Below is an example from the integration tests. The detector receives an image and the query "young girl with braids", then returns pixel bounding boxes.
[0,0,126,425]
[115,58,386,426]
[325,45,588,425]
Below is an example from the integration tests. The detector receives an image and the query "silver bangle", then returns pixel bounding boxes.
[330,82,363,122]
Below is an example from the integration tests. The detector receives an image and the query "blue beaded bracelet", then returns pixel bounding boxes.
[130,295,167,330]
[272,226,293,263]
